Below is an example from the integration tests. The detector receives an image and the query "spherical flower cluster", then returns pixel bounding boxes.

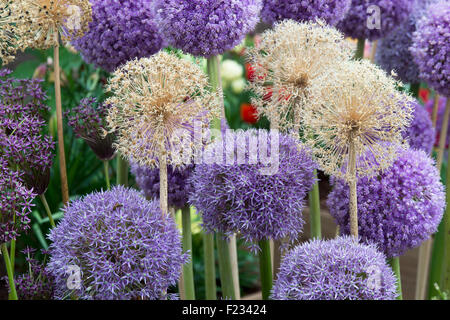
[337,0,413,41]
[402,100,434,153]
[72,0,165,72]
[411,0,450,97]
[131,163,193,209]
[328,147,445,258]
[426,96,449,147]
[65,98,115,161]
[151,0,262,57]
[0,0,19,65]
[189,129,317,248]
[271,236,398,300]
[46,186,187,300]
[261,0,352,26]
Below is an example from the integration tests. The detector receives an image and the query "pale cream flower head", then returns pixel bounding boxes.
[105,51,221,169]
[16,0,92,49]
[302,59,414,181]
[0,0,19,65]
[246,19,352,131]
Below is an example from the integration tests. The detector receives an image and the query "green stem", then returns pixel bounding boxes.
[216,234,236,299]
[204,232,217,300]
[410,83,420,98]
[258,240,273,300]
[40,194,56,228]
[428,222,446,298]
[389,257,403,300]
[8,239,16,300]
[207,56,225,125]
[308,170,321,239]
[444,148,450,292]
[2,243,18,300]
[103,160,111,190]
[355,38,365,60]
[181,206,195,300]
[116,153,128,187]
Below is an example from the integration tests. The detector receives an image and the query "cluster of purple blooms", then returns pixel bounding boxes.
[261,0,351,26]
[72,0,165,72]
[65,98,115,161]
[272,236,398,300]
[46,187,187,300]
[151,0,262,57]
[328,147,445,258]
[402,100,435,153]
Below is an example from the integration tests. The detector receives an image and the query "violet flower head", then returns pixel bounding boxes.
[72,0,165,72]
[131,163,193,209]
[46,186,187,300]
[151,0,262,57]
[261,0,352,26]
[426,96,449,148]
[337,0,413,41]
[328,147,445,258]
[402,100,435,153]
[189,129,317,249]
[411,0,450,97]
[271,236,398,300]
[65,98,116,161]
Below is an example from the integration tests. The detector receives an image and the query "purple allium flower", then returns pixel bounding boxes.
[402,100,435,153]
[72,0,165,72]
[65,98,115,161]
[131,163,193,209]
[411,0,450,97]
[271,236,398,300]
[151,0,262,57]
[426,96,448,148]
[261,0,352,26]
[46,186,187,300]
[328,147,445,258]
[337,0,413,41]
[189,129,317,248]
[0,158,36,245]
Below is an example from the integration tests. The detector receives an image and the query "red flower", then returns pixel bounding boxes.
[240,103,258,124]
[419,88,430,103]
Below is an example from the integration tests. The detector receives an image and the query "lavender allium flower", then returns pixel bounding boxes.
[152,0,262,57]
[411,0,450,97]
[328,148,445,258]
[72,0,165,72]
[46,186,187,300]
[337,0,413,41]
[189,130,317,247]
[426,96,448,148]
[65,98,115,161]
[261,0,352,26]
[271,236,398,300]
[131,163,193,209]
[402,100,435,153]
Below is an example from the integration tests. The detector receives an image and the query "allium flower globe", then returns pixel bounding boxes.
[151,0,262,57]
[402,100,435,153]
[271,236,398,300]
[328,148,445,258]
[0,0,19,65]
[46,187,187,300]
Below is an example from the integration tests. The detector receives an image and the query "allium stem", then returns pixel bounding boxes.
[40,194,56,228]
[444,147,450,292]
[272,240,283,280]
[355,38,365,60]
[309,170,321,239]
[428,219,446,299]
[216,234,236,299]
[388,257,403,300]
[258,240,273,300]
[432,95,440,128]
[369,40,378,63]
[203,232,217,300]
[53,44,70,204]
[436,99,450,168]
[229,234,241,300]
[1,243,18,300]
[410,83,420,98]
[348,139,358,239]
[181,206,195,300]
[116,154,129,187]
[103,160,111,190]
[159,150,168,219]
[207,56,225,120]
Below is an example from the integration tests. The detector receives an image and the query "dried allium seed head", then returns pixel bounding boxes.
[17,0,92,49]
[0,0,19,65]
[302,59,414,181]
[105,52,220,168]
[246,19,352,132]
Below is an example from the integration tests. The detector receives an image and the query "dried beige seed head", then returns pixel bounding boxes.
[246,19,352,131]
[105,51,221,169]
[302,59,414,181]
[16,0,92,49]
[0,0,18,65]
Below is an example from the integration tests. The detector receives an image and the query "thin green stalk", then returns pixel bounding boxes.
[428,221,446,298]
[216,234,236,299]
[204,232,217,300]
[355,38,365,60]
[181,206,195,300]
[8,239,16,301]
[116,153,128,187]
[389,257,403,300]
[410,83,420,98]
[309,170,321,239]
[40,194,56,228]
[258,240,273,300]
[444,148,450,292]
[103,160,111,190]
[2,243,18,300]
